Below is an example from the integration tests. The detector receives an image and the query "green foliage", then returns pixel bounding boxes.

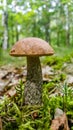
[59,82,73,112]
[42,46,73,70]
[15,80,24,107]
[0,79,73,129]
[0,81,50,129]
[0,0,73,48]
[43,83,63,116]
[18,122,34,130]
[71,127,73,130]
[0,49,26,67]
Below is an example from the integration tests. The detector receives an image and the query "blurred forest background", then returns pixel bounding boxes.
[0,0,73,65]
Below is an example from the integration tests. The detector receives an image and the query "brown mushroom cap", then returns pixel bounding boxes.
[10,37,54,56]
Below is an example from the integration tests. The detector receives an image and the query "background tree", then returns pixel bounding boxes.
[2,0,8,50]
[0,0,73,50]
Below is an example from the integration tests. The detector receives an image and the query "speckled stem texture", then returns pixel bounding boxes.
[24,56,43,105]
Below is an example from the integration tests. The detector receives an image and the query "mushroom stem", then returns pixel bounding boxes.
[24,56,43,105]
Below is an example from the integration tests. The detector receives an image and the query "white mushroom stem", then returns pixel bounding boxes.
[24,56,43,105]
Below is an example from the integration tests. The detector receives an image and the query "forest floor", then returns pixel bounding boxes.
[0,46,73,129]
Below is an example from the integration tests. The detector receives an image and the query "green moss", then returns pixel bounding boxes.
[1,81,73,129]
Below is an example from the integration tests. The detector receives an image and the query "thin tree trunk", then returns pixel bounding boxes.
[44,3,51,43]
[16,24,19,41]
[56,13,60,46]
[2,0,8,50]
[65,5,70,46]
[45,22,50,42]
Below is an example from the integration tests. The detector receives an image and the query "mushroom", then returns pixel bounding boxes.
[10,37,54,105]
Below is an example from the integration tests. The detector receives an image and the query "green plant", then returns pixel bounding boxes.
[1,81,73,129]
[59,82,73,112]
[71,126,73,130]
[15,79,24,107]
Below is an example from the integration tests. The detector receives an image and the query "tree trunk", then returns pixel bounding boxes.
[16,24,19,41]
[2,0,8,50]
[45,22,50,42]
[66,5,70,46]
